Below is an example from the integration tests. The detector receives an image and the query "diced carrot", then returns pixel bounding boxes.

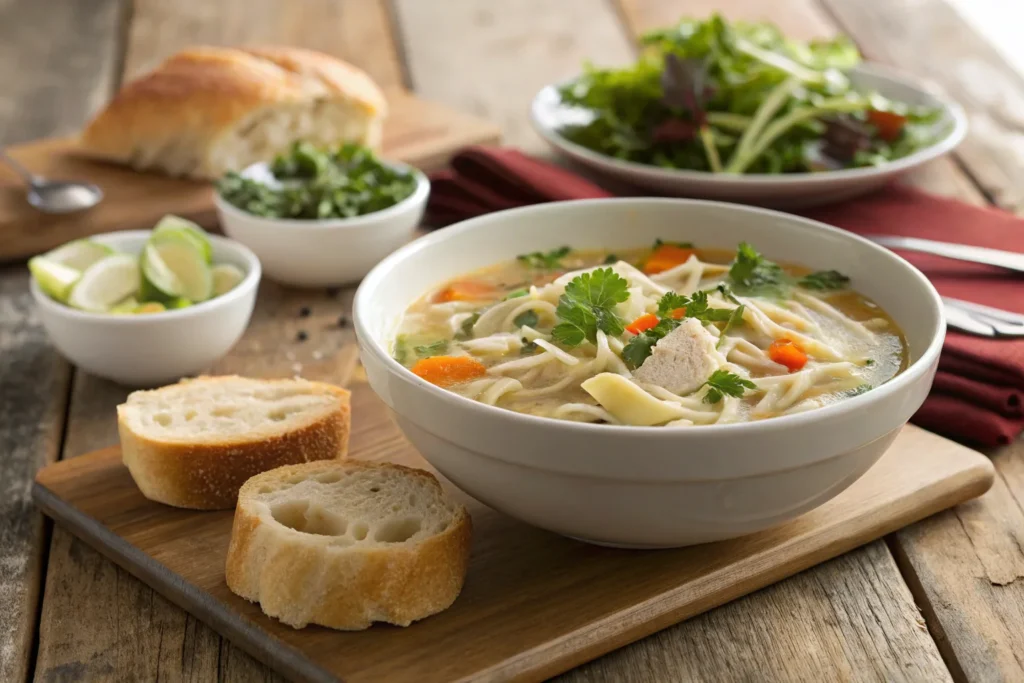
[866,109,907,142]
[626,313,659,335]
[669,307,686,320]
[411,356,487,387]
[768,339,808,372]
[643,244,696,274]
[434,280,498,303]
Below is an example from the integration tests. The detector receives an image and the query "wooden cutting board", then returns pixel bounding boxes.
[33,380,994,683]
[0,89,500,263]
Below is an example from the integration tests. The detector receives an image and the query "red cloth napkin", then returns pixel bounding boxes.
[428,146,1024,448]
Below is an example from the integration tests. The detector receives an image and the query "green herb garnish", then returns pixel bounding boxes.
[622,317,677,369]
[217,142,417,219]
[799,270,850,290]
[517,246,571,269]
[521,338,539,355]
[717,304,746,348]
[393,335,409,365]
[413,340,449,358]
[701,369,757,404]
[513,310,539,328]
[456,313,480,340]
[865,359,875,366]
[728,242,788,297]
[505,288,529,300]
[603,254,620,264]
[653,238,695,249]
[551,268,630,346]
[656,292,690,316]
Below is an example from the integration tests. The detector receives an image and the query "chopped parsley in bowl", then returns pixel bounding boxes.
[216,142,419,220]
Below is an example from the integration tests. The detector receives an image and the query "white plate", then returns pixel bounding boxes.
[530,63,968,208]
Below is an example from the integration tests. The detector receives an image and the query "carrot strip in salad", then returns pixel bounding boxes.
[768,339,808,372]
[411,356,487,387]
[643,244,696,274]
[626,313,659,334]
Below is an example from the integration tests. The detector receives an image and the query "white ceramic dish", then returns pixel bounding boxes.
[31,230,260,387]
[214,161,430,288]
[354,199,945,549]
[531,63,968,208]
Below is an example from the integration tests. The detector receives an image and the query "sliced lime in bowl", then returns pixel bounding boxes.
[152,215,212,264]
[29,257,81,302]
[211,263,245,296]
[141,240,212,303]
[67,254,140,312]
[42,239,114,271]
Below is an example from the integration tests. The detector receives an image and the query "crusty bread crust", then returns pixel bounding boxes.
[79,45,387,178]
[117,377,351,510]
[225,460,472,630]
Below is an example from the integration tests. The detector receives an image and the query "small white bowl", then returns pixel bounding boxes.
[214,162,430,288]
[531,63,968,208]
[354,198,945,548]
[31,230,260,387]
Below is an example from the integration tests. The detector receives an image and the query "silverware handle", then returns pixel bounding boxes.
[943,302,995,337]
[0,149,40,186]
[873,236,1024,273]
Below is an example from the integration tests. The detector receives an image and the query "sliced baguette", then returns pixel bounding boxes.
[117,375,350,510]
[225,460,472,630]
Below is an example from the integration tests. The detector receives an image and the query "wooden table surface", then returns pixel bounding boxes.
[3,1,1024,681]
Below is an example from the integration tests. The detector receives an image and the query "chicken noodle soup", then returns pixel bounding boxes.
[393,242,907,426]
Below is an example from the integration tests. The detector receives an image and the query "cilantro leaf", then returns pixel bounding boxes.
[701,369,757,404]
[728,242,789,297]
[799,270,850,291]
[413,340,449,358]
[657,292,690,316]
[504,288,529,299]
[517,246,571,269]
[552,268,630,346]
[513,310,539,328]
[456,313,480,340]
[622,318,678,369]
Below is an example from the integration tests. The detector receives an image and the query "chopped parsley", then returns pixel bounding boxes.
[551,268,630,346]
[517,246,571,269]
[513,310,539,328]
[603,253,620,264]
[728,242,788,297]
[622,317,677,369]
[865,359,875,366]
[717,304,746,348]
[653,238,694,249]
[413,340,448,358]
[701,369,757,404]
[504,288,529,299]
[456,313,480,340]
[393,335,409,364]
[799,270,851,290]
[520,338,539,355]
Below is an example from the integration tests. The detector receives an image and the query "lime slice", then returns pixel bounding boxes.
[140,241,212,303]
[29,257,81,302]
[134,302,166,314]
[109,297,140,314]
[167,297,192,309]
[152,215,212,264]
[67,254,140,312]
[43,239,114,271]
[211,263,245,296]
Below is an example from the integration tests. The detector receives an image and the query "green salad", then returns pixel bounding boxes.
[217,142,418,220]
[555,15,945,174]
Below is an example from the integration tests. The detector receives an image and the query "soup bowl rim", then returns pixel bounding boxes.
[353,197,944,439]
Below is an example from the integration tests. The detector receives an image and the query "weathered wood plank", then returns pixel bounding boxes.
[393,0,635,154]
[822,0,1024,213]
[0,1,123,680]
[557,541,949,683]
[30,2,396,681]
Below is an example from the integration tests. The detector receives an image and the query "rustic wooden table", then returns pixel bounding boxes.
[2,1,1023,681]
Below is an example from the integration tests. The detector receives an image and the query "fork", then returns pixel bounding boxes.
[865,235,1024,273]
[943,298,1024,338]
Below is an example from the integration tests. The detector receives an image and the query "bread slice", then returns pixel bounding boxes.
[117,376,350,510]
[225,460,472,630]
[79,46,387,179]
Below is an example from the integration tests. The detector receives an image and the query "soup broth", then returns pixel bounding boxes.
[393,242,908,426]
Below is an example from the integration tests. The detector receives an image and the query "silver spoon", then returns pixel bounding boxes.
[1,149,103,214]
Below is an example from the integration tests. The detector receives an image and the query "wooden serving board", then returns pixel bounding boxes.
[0,89,500,263]
[33,380,994,683]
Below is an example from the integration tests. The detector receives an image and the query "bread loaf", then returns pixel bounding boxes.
[225,460,472,630]
[80,46,387,179]
[117,375,351,509]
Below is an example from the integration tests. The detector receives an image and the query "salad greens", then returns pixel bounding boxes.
[555,15,943,174]
[217,142,418,219]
